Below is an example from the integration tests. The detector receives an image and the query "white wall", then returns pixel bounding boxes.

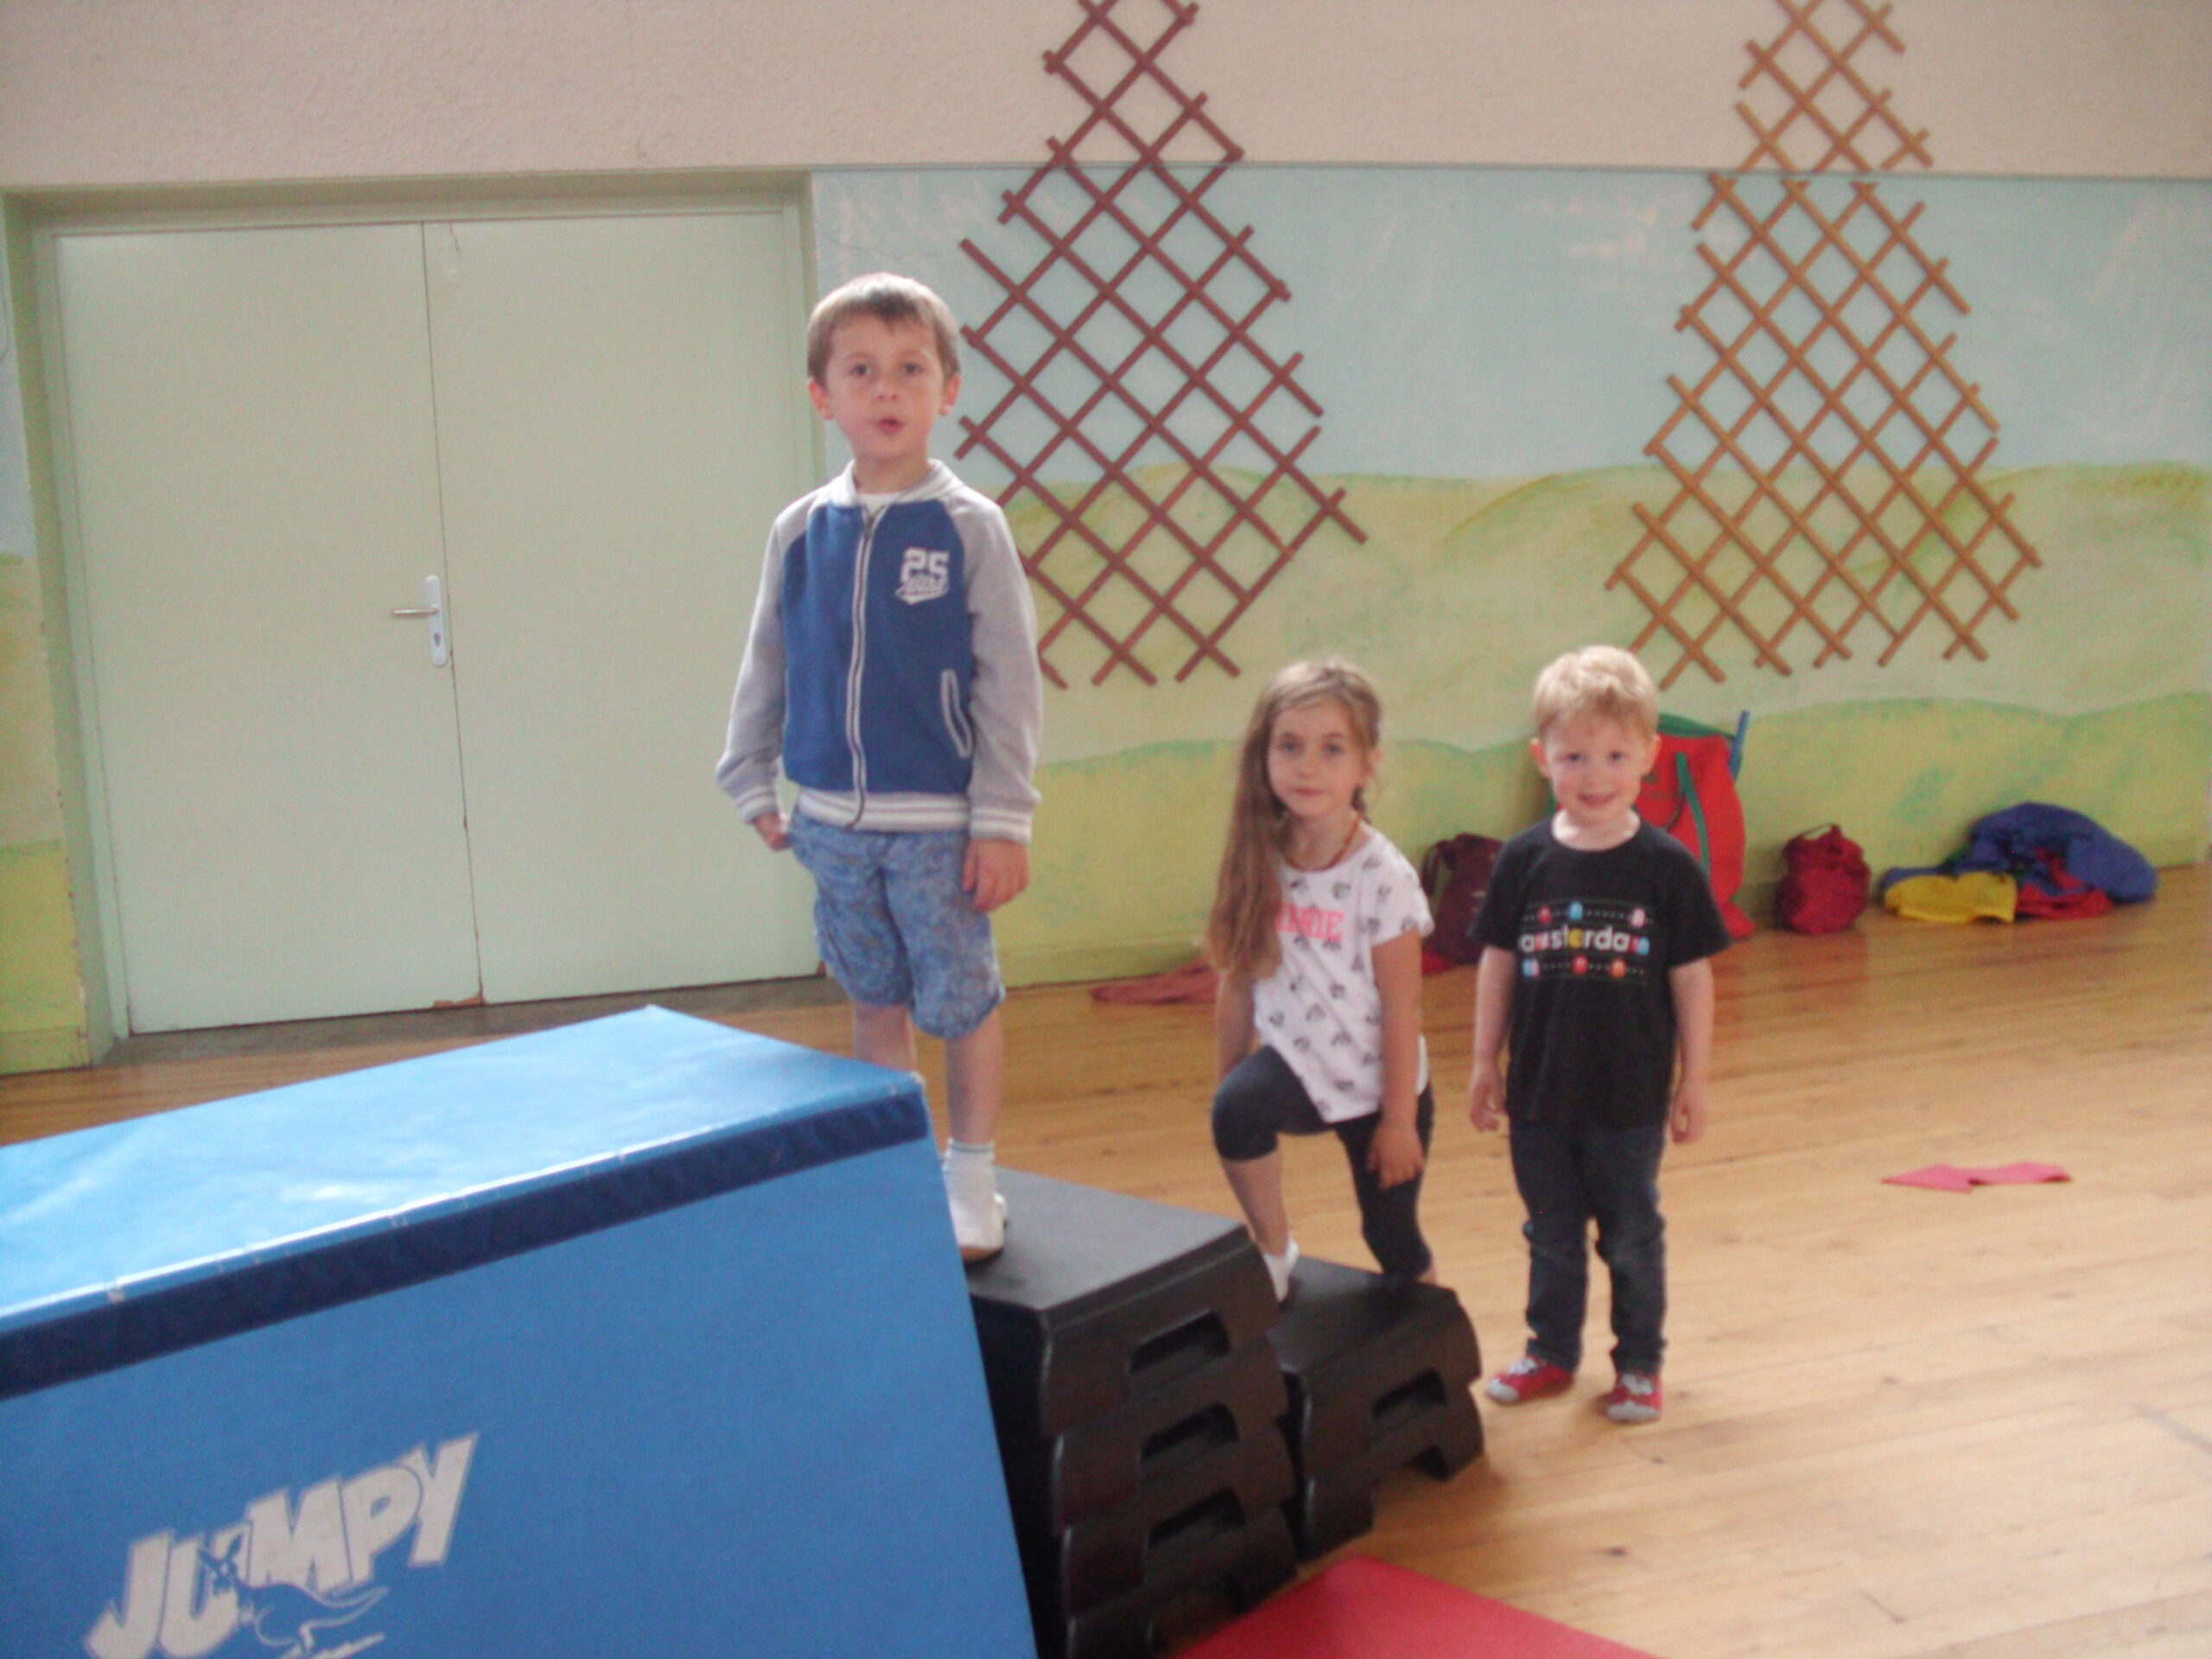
[1,1,2207,187]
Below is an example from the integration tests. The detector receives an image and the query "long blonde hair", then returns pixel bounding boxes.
[1206,660,1384,982]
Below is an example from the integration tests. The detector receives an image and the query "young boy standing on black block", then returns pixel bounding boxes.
[719,273,1043,1263]
[1467,646,1727,1423]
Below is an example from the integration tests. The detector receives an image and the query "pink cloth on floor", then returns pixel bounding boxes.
[1088,961,1218,1004]
[1885,1161,2070,1192]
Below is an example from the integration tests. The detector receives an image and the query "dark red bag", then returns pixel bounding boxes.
[1420,833,1503,969]
[1775,824,1869,934]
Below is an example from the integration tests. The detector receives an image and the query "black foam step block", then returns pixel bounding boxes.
[1287,1385,1485,1559]
[1044,1507,1299,1659]
[1267,1254,1484,1478]
[969,1169,1279,1440]
[998,1338,1288,1531]
[1012,1417,1297,1616]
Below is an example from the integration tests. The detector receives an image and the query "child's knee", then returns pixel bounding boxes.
[1211,1076,1278,1162]
[911,969,1001,1042]
[1596,1211,1666,1271]
[904,906,1002,1039]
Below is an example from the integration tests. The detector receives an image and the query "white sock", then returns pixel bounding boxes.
[1262,1238,1300,1300]
[944,1139,997,1201]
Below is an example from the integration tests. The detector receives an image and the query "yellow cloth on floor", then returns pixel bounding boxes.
[1884,871,2018,924]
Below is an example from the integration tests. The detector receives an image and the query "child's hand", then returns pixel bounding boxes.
[750,811,790,851]
[1670,1077,1708,1144]
[1467,1064,1504,1132]
[1367,1116,1426,1189]
[964,837,1029,912]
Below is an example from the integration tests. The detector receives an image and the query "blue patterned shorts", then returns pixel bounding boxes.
[786,815,1004,1040]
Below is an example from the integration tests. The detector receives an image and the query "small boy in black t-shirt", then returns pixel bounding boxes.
[1467,646,1730,1424]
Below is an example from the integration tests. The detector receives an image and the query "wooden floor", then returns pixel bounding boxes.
[6,868,2209,1658]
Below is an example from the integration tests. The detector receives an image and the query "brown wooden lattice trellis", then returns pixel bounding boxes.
[957,0,1362,687]
[1611,0,2041,688]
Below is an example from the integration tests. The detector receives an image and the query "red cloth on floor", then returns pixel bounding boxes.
[1088,961,1217,1004]
[1884,1161,2070,1192]
[2012,849,2113,918]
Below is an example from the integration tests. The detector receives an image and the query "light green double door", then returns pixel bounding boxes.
[54,207,819,1032]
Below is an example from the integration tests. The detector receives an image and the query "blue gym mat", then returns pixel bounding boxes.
[0,1007,1036,1659]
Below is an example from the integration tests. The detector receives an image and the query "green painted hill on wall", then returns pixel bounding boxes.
[994,461,2208,983]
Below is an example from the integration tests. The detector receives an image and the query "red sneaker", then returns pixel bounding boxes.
[1483,1355,1574,1405]
[1601,1371,1662,1423]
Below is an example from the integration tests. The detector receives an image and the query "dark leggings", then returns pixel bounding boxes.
[1211,1045,1435,1281]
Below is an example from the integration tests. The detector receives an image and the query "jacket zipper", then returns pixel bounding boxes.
[844,507,880,824]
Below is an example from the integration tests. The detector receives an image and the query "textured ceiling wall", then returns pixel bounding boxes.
[2,1,2207,188]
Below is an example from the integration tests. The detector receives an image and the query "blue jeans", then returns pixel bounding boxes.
[1507,1117,1668,1374]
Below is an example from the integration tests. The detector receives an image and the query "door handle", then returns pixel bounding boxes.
[390,575,449,667]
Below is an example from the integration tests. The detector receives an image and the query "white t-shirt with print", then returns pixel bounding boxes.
[1252,826,1433,1124]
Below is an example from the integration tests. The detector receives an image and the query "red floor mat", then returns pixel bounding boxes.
[1177,1555,1663,1658]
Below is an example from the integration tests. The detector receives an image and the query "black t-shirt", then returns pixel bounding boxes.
[1471,818,1732,1129]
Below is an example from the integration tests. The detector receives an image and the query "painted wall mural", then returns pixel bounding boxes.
[956,0,1357,688]
[1,5,2207,1061]
[1618,0,2043,687]
[813,14,2209,981]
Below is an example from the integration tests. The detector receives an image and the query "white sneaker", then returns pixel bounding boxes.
[950,1186,1008,1263]
[1262,1239,1300,1302]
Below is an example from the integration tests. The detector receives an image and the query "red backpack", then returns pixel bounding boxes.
[1637,714,1755,939]
[1775,824,1870,933]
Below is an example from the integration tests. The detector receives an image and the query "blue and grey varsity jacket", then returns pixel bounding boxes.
[718,462,1043,842]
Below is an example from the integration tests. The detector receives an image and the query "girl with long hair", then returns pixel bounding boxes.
[1206,660,1438,1301]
